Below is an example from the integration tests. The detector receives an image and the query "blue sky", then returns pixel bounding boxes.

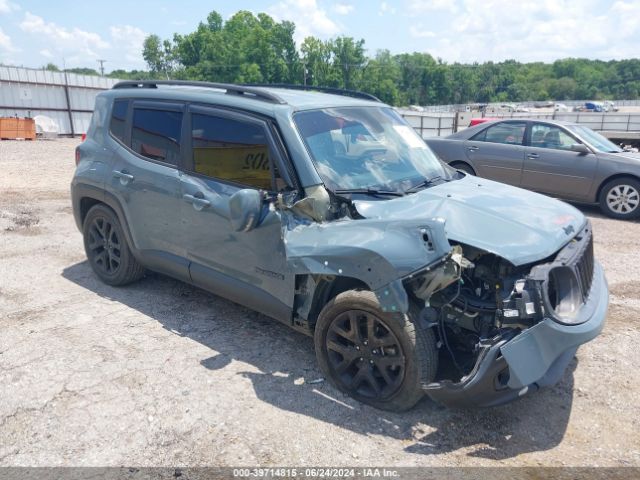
[1,0,639,72]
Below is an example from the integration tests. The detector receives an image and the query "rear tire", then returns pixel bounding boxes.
[451,162,476,176]
[82,204,145,286]
[598,177,640,220]
[314,290,438,411]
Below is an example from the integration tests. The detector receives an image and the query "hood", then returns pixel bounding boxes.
[353,176,586,266]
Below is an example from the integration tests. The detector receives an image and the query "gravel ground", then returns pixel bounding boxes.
[1,138,639,467]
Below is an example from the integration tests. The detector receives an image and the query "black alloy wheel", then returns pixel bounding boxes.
[325,309,405,400]
[87,216,121,275]
[82,204,145,286]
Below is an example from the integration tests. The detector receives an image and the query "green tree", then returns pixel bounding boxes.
[142,34,174,78]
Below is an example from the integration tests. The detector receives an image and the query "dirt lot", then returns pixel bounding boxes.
[1,138,639,467]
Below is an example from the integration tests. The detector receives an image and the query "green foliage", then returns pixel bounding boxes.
[64,9,640,106]
[64,67,100,76]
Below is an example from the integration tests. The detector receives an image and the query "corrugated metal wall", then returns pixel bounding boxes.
[0,65,120,135]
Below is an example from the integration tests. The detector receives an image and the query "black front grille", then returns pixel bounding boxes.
[574,230,595,301]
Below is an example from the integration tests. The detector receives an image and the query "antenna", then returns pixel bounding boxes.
[97,59,106,76]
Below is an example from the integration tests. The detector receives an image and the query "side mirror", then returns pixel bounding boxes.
[229,189,263,232]
[570,143,590,154]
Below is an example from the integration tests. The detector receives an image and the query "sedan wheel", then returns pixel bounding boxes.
[600,178,640,219]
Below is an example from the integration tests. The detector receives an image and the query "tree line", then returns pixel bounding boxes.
[46,9,640,106]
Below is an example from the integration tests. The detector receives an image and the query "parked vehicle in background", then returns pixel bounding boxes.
[426,119,640,219]
[554,103,571,112]
[603,100,619,112]
[534,101,554,108]
[575,102,604,112]
[71,82,608,411]
[469,117,498,127]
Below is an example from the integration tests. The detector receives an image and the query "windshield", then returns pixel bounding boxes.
[293,107,448,193]
[567,125,623,153]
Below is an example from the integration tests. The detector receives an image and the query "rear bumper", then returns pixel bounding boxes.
[424,261,608,408]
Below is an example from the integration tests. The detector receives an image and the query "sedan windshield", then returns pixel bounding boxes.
[567,125,623,153]
[294,107,448,193]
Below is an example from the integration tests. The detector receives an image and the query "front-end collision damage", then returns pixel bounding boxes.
[422,222,608,407]
[282,212,460,314]
[275,184,607,407]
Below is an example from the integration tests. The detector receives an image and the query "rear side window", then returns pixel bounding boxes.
[131,108,182,165]
[109,99,128,143]
[472,122,526,145]
[191,113,273,190]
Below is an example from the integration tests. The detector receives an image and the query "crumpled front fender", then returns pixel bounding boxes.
[282,214,452,313]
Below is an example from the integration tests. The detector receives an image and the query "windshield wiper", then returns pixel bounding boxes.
[404,175,445,194]
[334,188,405,197]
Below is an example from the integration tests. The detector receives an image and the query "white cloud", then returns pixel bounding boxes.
[419,0,640,62]
[268,0,341,43]
[379,1,397,15]
[39,48,53,58]
[0,27,17,52]
[110,25,147,68]
[409,25,436,38]
[409,0,459,14]
[0,0,19,14]
[19,12,109,58]
[333,3,354,15]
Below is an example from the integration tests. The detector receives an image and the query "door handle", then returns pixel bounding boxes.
[527,153,539,159]
[183,193,211,210]
[113,170,134,184]
[467,145,479,151]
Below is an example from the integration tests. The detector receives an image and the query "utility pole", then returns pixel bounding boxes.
[97,59,106,76]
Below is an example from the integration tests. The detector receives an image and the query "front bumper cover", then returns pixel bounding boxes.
[423,261,608,408]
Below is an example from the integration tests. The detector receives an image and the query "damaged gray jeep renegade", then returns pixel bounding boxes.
[71,81,608,411]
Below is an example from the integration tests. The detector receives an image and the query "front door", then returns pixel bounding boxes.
[179,106,294,322]
[521,123,598,201]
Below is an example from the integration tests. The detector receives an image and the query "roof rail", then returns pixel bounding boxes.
[111,80,286,104]
[245,83,381,102]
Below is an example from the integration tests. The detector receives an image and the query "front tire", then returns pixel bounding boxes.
[599,178,640,219]
[314,290,438,411]
[83,204,145,286]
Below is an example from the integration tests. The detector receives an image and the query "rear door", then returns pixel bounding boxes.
[108,99,189,279]
[463,121,526,186]
[179,105,295,321]
[521,122,598,201]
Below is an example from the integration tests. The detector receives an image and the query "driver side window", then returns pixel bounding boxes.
[530,124,577,151]
[190,113,286,191]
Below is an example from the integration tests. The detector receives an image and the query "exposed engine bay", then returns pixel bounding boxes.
[405,243,549,382]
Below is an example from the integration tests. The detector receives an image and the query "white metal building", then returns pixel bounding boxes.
[0,65,120,135]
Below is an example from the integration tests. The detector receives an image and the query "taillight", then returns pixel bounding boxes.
[75,147,81,166]
[81,133,87,142]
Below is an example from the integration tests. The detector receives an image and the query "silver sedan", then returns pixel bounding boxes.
[426,119,640,219]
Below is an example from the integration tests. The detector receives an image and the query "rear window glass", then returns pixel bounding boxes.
[131,108,182,165]
[472,122,525,145]
[109,100,128,143]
